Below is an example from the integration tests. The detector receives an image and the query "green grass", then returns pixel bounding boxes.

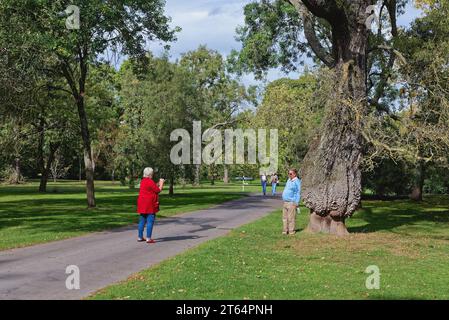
[90,195,449,300]
[0,180,267,251]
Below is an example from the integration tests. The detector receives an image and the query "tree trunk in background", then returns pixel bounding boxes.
[63,57,95,207]
[10,158,22,184]
[210,164,216,185]
[193,164,200,186]
[410,161,425,201]
[169,176,174,196]
[79,156,82,181]
[223,165,229,184]
[302,2,369,236]
[180,164,187,187]
[77,97,96,208]
[38,116,46,192]
[39,143,59,193]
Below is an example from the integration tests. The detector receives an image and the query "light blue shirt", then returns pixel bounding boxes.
[282,177,301,205]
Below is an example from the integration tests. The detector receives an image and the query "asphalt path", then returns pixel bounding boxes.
[0,194,283,300]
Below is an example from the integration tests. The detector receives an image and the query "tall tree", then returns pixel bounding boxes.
[0,0,177,207]
[180,46,250,185]
[116,56,202,195]
[363,0,449,201]
[232,0,405,235]
[253,72,324,172]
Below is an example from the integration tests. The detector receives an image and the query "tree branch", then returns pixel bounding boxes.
[299,0,338,20]
[370,1,401,106]
[209,119,238,131]
[288,0,335,67]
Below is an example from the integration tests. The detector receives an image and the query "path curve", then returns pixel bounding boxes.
[0,194,282,300]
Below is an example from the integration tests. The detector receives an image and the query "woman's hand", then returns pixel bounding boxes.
[158,178,165,189]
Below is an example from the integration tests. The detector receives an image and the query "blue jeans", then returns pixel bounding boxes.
[271,183,277,195]
[138,214,155,239]
[262,181,267,195]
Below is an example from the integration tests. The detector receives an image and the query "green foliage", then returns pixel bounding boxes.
[114,47,253,187]
[0,0,178,63]
[0,0,177,191]
[114,56,201,186]
[179,46,249,126]
[363,159,413,196]
[252,70,327,172]
[229,0,306,78]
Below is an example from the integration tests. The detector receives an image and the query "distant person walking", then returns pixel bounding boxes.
[281,169,301,235]
[270,173,279,196]
[261,173,267,196]
[137,167,165,244]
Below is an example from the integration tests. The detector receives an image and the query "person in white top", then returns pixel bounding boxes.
[261,173,267,196]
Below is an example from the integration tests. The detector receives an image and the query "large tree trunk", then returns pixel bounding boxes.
[410,161,425,201]
[77,97,96,208]
[302,2,369,236]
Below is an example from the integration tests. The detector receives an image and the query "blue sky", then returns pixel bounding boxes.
[150,0,422,86]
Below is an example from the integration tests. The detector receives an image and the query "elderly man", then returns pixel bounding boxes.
[281,168,301,235]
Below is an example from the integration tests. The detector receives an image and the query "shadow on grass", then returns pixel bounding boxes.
[0,182,254,198]
[0,191,245,235]
[348,196,449,237]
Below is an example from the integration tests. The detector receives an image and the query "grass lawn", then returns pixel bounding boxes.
[90,195,449,300]
[0,180,266,251]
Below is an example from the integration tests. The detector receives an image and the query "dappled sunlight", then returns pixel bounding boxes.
[0,181,253,250]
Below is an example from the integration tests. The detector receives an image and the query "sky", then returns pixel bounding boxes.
[149,0,423,87]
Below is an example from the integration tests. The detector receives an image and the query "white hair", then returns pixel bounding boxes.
[143,167,154,178]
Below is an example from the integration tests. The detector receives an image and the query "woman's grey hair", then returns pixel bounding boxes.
[143,167,154,178]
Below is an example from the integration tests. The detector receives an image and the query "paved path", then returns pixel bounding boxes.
[0,194,283,300]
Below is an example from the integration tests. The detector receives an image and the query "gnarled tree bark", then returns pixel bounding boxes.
[290,0,372,235]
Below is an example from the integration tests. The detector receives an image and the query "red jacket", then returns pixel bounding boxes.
[137,178,161,214]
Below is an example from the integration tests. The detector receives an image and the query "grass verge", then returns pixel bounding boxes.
[90,196,449,300]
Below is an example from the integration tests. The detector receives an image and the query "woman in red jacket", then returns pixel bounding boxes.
[137,167,164,244]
